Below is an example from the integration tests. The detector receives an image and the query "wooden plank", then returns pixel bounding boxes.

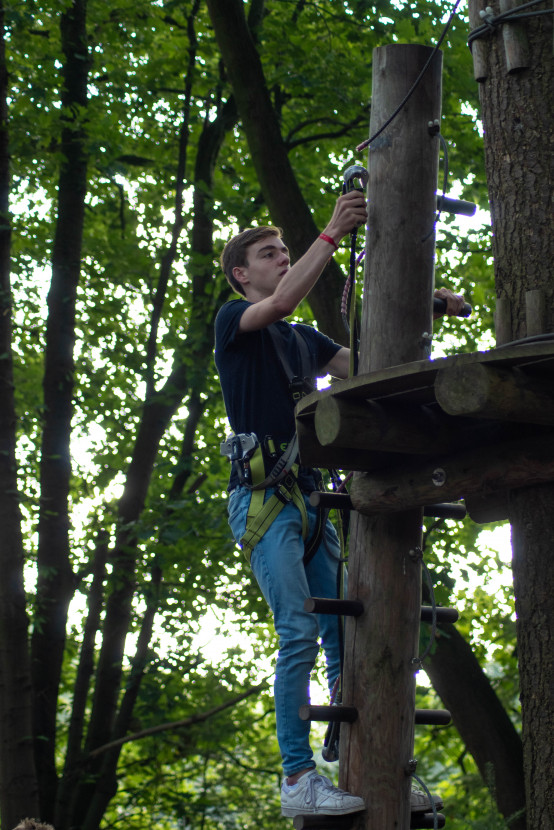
[295,341,554,413]
[314,396,455,455]
[296,417,386,472]
[435,363,554,424]
[350,433,554,515]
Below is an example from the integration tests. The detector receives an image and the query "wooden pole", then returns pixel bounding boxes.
[339,44,442,829]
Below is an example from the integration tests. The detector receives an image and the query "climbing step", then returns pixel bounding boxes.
[299,704,358,723]
[415,709,452,725]
[420,605,459,624]
[292,811,445,829]
[304,597,364,617]
[424,502,466,520]
[292,814,356,829]
[305,597,458,625]
[309,491,466,521]
[411,813,446,828]
[300,705,451,726]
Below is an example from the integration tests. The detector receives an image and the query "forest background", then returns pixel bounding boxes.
[0,0,532,829]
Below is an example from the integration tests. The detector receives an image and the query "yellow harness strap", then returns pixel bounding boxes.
[240,448,309,560]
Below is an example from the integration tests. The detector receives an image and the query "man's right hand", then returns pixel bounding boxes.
[323,190,368,246]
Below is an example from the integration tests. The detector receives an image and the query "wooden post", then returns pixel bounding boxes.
[339,45,442,829]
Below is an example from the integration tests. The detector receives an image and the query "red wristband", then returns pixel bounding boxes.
[319,232,339,251]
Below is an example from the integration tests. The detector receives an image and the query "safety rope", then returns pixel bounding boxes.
[356,0,464,153]
[413,772,440,830]
[412,552,438,670]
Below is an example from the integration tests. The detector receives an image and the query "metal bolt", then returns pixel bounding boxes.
[405,759,418,775]
[432,467,447,487]
[408,546,423,562]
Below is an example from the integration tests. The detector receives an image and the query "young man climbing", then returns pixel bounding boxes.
[215,188,464,818]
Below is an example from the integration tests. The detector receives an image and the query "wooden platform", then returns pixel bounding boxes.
[295,341,554,522]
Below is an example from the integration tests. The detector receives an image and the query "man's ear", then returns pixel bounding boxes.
[232,265,249,287]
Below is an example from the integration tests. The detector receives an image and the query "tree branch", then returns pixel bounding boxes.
[88,682,269,759]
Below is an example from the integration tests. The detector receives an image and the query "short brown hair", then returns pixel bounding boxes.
[220,226,282,296]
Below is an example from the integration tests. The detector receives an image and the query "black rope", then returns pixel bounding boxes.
[497,331,554,348]
[356,0,464,153]
[413,772,440,830]
[468,0,554,49]
[412,553,438,670]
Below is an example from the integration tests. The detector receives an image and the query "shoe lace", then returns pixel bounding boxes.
[307,773,342,806]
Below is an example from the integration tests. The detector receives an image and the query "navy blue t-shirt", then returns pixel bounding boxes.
[215,299,341,490]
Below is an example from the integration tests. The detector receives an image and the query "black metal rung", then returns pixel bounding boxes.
[304,597,364,616]
[293,814,357,829]
[299,704,358,723]
[309,491,353,509]
[305,598,457,624]
[411,812,446,828]
[421,605,459,624]
[311,492,465,523]
[437,192,477,216]
[301,705,450,726]
[423,502,466,520]
[415,708,452,725]
[292,810,445,829]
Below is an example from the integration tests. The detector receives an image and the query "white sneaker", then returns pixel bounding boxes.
[410,788,444,813]
[281,771,365,817]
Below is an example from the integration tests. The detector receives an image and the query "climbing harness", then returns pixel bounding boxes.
[221,324,326,562]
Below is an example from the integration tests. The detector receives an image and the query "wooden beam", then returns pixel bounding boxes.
[350,433,554,515]
[435,363,554,424]
[314,396,454,454]
[500,0,530,74]
[495,296,512,345]
[296,417,386,472]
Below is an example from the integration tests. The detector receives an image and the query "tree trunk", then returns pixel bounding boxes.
[426,623,525,829]
[0,3,40,824]
[205,0,349,344]
[72,32,237,827]
[32,0,90,817]
[508,485,554,829]
[472,4,553,826]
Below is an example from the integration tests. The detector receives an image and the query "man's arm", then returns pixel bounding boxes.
[323,289,466,380]
[238,191,367,333]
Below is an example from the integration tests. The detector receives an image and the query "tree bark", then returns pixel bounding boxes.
[473,5,553,826]
[508,484,554,829]
[474,4,553,343]
[426,623,525,829]
[0,3,40,825]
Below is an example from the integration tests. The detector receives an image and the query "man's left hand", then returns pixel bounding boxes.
[433,287,466,318]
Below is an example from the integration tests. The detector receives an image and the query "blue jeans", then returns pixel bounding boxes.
[228,485,342,776]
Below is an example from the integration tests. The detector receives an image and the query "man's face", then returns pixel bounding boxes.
[234,235,290,299]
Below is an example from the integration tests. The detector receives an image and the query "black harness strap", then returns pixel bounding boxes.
[267,323,327,566]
